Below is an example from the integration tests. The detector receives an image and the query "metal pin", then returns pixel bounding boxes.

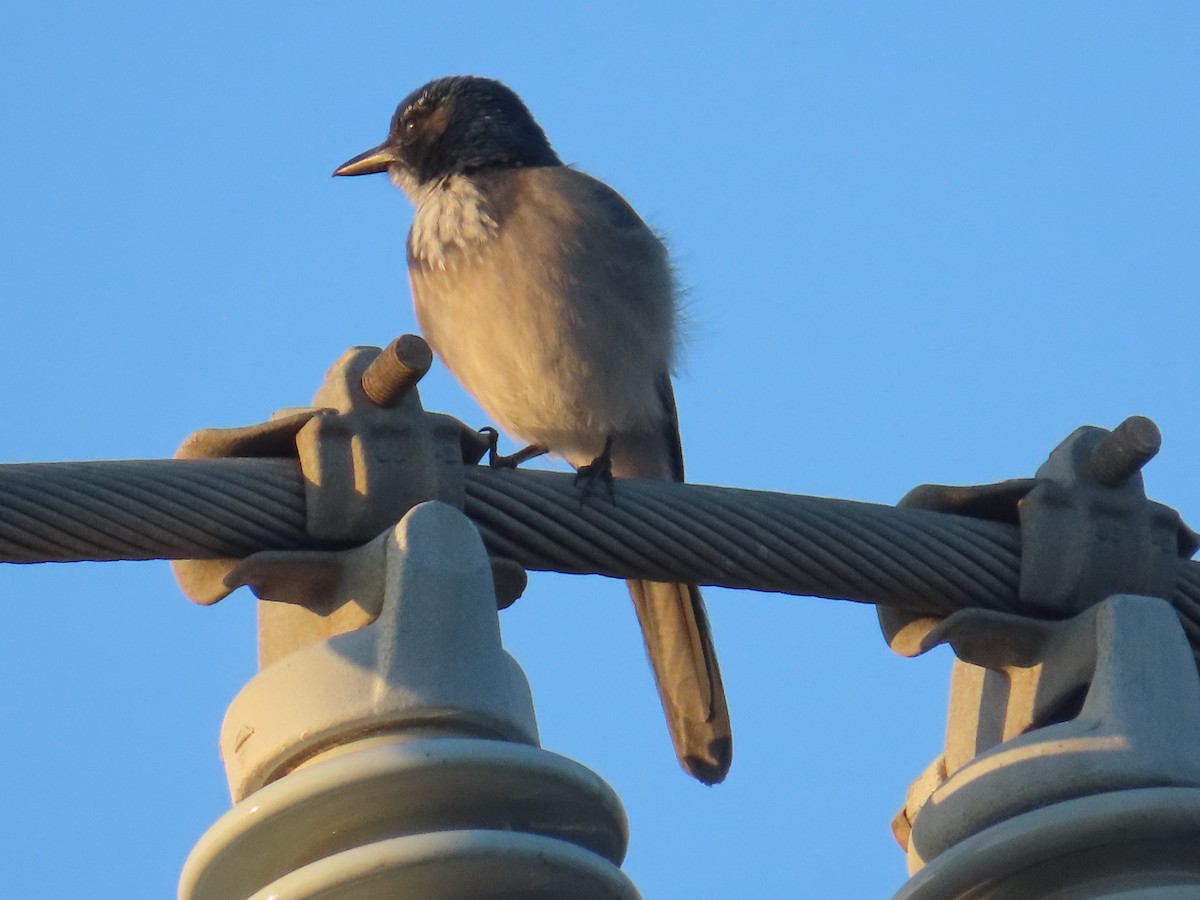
[1087,415,1162,487]
[360,334,433,407]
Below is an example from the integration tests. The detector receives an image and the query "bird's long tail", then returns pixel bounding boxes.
[626,577,732,784]
[566,374,731,783]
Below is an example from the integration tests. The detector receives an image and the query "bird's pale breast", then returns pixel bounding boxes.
[407,166,677,460]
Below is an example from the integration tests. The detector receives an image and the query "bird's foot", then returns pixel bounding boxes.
[479,428,547,469]
[574,436,616,505]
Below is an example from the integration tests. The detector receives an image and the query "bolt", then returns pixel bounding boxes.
[360,335,433,407]
[1087,415,1161,487]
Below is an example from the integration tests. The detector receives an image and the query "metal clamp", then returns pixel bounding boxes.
[881,416,1197,655]
[169,337,524,664]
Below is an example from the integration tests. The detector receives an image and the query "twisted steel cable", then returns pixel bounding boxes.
[0,459,309,561]
[1,457,1197,642]
[462,469,1023,616]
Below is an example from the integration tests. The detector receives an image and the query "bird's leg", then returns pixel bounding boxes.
[479,427,548,469]
[574,434,616,504]
[501,444,549,468]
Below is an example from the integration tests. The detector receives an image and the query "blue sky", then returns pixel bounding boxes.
[1,3,1197,897]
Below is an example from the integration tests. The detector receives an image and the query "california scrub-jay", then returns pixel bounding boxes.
[334,75,731,784]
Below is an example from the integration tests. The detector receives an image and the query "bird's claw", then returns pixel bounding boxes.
[480,427,505,467]
[574,438,616,506]
[479,428,548,469]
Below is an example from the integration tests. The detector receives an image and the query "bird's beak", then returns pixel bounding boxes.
[332,142,398,177]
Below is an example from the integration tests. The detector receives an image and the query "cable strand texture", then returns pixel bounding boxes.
[0,458,1195,633]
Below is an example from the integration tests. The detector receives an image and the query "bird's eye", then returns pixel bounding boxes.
[399,104,432,138]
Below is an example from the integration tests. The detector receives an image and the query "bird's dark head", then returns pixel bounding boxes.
[333,76,561,194]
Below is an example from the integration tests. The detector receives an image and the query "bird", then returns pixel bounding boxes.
[334,75,731,784]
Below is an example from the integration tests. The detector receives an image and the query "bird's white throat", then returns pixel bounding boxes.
[403,174,500,271]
